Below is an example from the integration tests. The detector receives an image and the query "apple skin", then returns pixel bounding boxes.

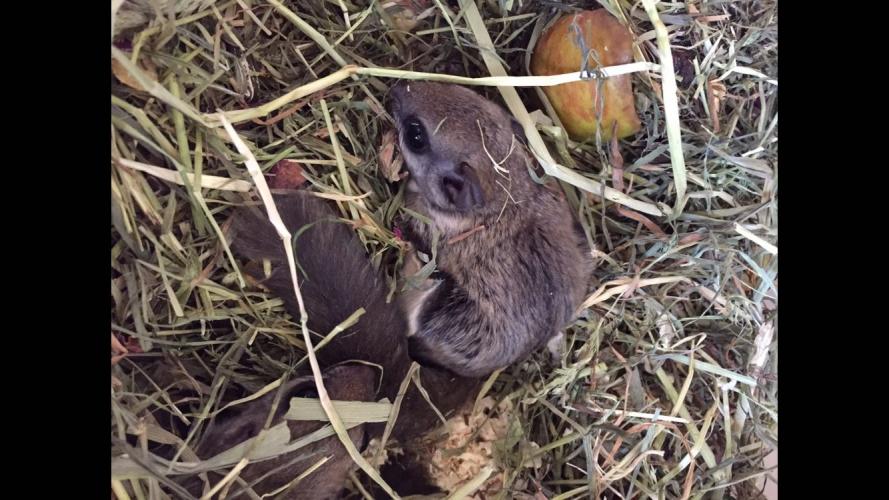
[531,10,642,142]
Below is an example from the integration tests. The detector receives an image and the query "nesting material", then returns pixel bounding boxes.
[111,1,777,498]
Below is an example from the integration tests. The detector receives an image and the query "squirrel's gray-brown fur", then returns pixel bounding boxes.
[390,81,593,378]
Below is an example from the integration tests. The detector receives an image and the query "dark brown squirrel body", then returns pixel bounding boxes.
[187,191,479,499]
[390,81,593,378]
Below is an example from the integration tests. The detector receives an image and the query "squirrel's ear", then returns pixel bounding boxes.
[510,118,528,147]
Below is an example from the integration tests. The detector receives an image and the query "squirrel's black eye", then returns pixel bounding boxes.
[404,117,428,153]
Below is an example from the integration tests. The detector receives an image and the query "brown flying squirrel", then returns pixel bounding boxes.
[202,191,480,499]
[390,81,593,378]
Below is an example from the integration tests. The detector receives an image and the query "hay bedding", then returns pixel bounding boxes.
[110,0,777,498]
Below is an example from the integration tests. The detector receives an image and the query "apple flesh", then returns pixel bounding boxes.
[531,10,641,142]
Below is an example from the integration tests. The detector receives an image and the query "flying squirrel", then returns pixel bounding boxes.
[390,81,593,378]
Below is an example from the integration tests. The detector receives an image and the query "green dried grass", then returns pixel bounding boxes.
[111,0,778,499]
